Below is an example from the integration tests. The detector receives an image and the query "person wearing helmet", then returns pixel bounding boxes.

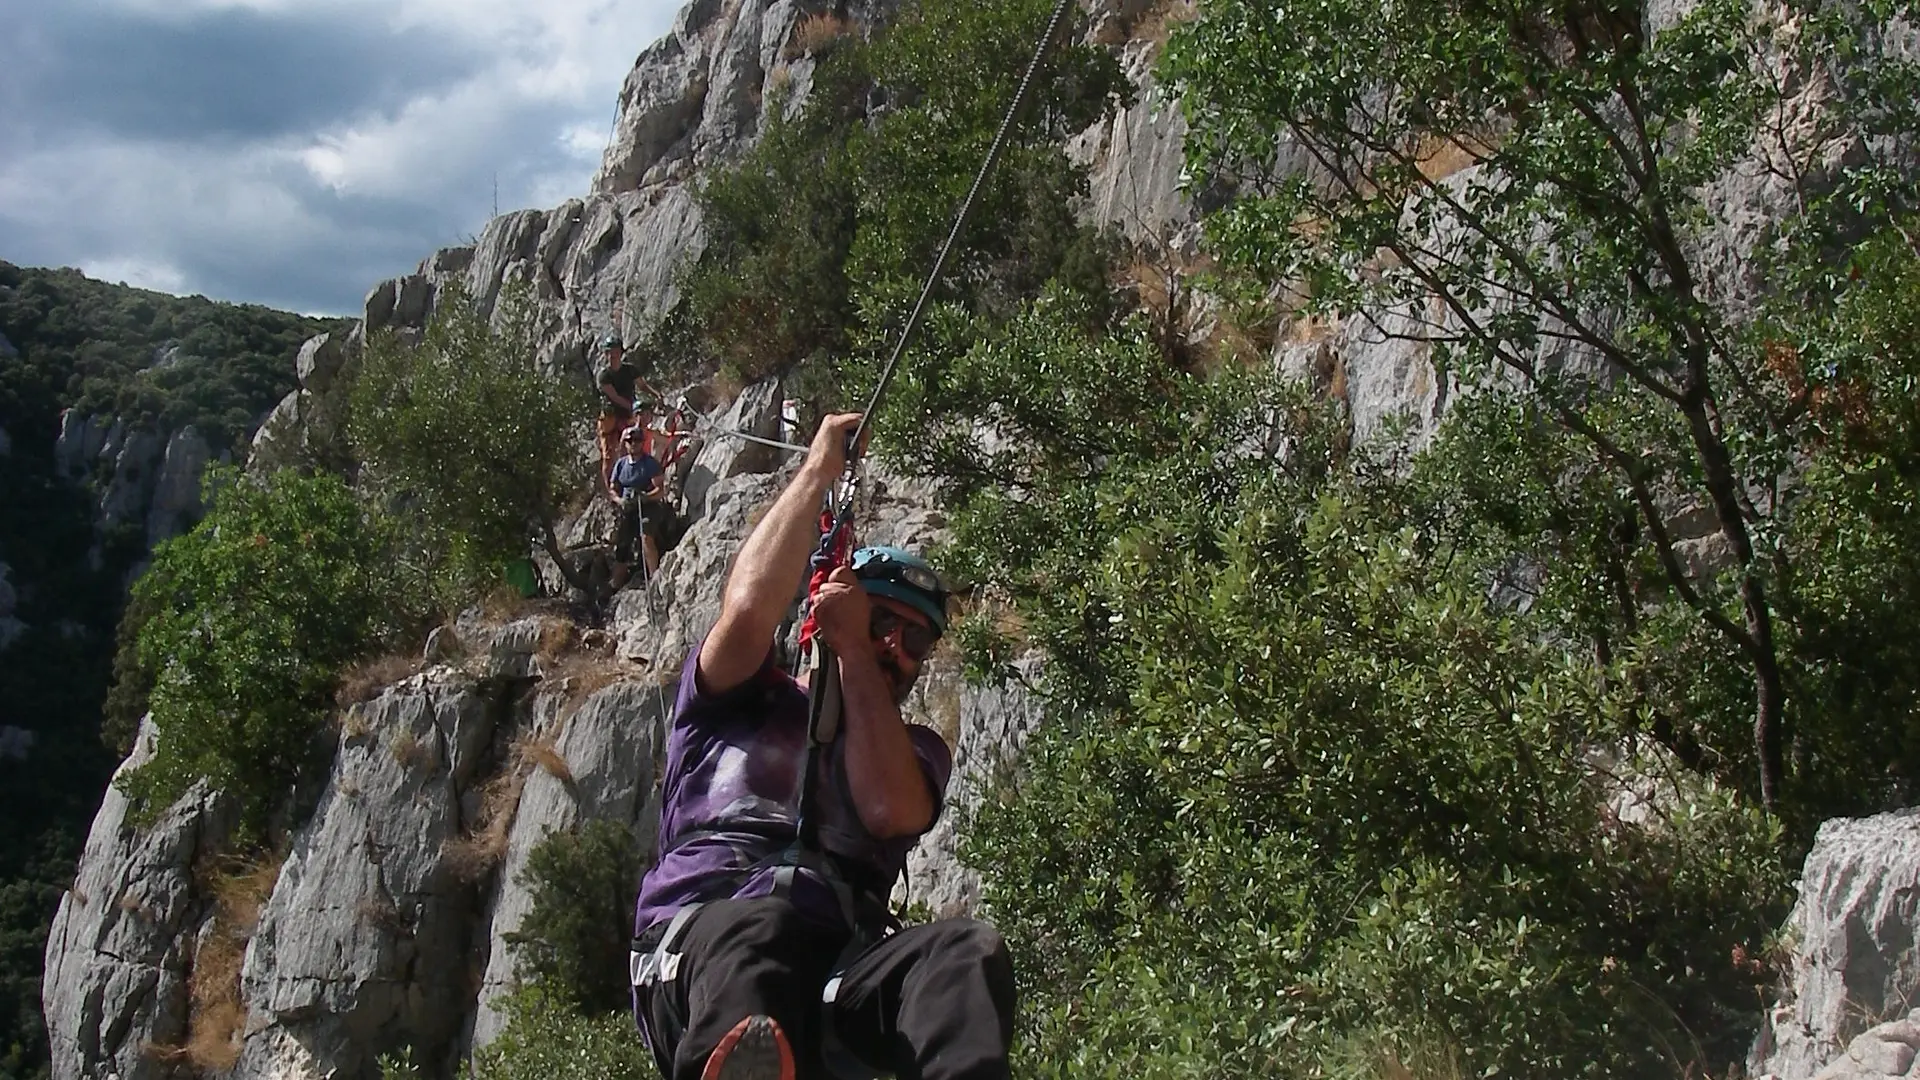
[596,333,666,496]
[629,412,1014,1080]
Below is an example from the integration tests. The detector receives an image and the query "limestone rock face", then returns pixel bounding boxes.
[42,720,237,1080]
[234,673,502,1078]
[680,376,785,521]
[900,657,1047,918]
[469,681,671,1046]
[594,0,899,196]
[293,333,347,395]
[1752,810,1920,1080]
[55,411,109,481]
[146,427,211,549]
[1069,38,1196,250]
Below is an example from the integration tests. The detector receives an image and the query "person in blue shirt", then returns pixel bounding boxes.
[611,425,669,588]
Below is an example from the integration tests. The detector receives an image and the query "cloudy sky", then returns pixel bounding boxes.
[0,0,682,315]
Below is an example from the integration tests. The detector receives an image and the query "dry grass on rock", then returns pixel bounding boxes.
[151,854,282,1071]
[336,650,425,707]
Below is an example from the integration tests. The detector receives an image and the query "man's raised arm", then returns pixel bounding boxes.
[696,412,863,696]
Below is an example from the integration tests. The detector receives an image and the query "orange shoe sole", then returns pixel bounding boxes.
[701,1014,796,1080]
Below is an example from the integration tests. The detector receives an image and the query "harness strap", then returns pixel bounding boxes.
[630,901,704,988]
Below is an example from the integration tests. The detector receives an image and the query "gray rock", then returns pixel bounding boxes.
[294,332,346,393]
[55,411,108,481]
[465,209,549,312]
[470,680,670,1046]
[364,278,399,334]
[1751,810,1920,1079]
[234,674,498,1078]
[1069,40,1195,248]
[423,625,462,664]
[147,427,211,549]
[0,422,11,457]
[43,719,237,1080]
[681,377,785,521]
[901,655,1047,918]
[614,471,784,671]
[0,328,16,358]
[393,273,435,329]
[99,428,166,530]
[246,389,305,472]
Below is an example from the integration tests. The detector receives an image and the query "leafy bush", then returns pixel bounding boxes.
[117,467,406,831]
[349,284,593,602]
[464,989,652,1080]
[506,820,644,1014]
[677,0,1125,392]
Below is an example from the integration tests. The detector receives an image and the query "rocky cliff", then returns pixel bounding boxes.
[40,0,1920,1077]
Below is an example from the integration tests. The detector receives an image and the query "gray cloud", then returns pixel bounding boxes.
[0,0,676,316]
[4,3,486,143]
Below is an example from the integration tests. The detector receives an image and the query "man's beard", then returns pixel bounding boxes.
[879,655,917,706]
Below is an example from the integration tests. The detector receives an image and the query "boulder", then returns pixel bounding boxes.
[1752,810,1920,1079]
[42,719,238,1080]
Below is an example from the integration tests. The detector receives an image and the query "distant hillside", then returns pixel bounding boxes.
[0,262,335,1080]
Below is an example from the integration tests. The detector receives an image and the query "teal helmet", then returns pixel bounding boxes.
[600,332,624,350]
[851,546,949,636]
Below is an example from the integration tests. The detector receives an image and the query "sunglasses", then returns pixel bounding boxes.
[869,607,937,662]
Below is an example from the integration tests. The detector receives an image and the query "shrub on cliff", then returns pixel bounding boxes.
[680,0,1125,391]
[348,284,593,602]
[117,467,404,829]
[506,820,644,1014]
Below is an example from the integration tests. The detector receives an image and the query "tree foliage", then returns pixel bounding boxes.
[678,0,1126,391]
[349,284,593,601]
[1163,0,1920,813]
[505,820,645,1014]
[117,468,406,831]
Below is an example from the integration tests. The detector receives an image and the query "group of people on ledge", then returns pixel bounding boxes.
[597,332,683,591]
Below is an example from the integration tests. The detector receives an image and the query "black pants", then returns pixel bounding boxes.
[614,496,669,565]
[634,897,1016,1080]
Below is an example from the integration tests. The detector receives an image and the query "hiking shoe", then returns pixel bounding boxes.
[701,1014,795,1080]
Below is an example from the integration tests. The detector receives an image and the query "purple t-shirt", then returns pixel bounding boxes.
[633,640,953,933]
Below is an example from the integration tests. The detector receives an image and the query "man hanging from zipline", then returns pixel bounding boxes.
[629,411,1015,1080]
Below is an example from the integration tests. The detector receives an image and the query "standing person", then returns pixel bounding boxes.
[630,412,1015,1080]
[610,425,669,588]
[596,333,664,493]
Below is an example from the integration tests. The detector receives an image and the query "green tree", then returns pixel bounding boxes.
[675,0,1126,396]
[463,989,653,1080]
[1163,0,1920,814]
[505,820,644,1014]
[118,467,404,830]
[348,284,594,601]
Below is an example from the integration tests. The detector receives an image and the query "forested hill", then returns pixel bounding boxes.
[0,262,334,1080]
